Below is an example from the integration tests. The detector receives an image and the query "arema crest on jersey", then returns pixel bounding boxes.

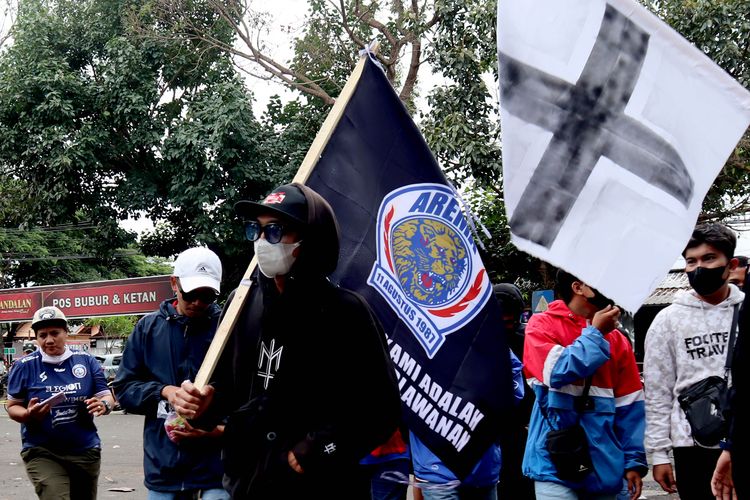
[368,184,491,358]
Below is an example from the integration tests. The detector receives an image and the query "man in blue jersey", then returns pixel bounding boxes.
[6,306,114,499]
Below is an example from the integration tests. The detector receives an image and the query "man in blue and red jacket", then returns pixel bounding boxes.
[522,270,647,500]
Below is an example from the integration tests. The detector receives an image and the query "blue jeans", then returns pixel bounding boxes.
[147,488,229,500]
[365,458,410,500]
[421,483,497,500]
[534,481,618,500]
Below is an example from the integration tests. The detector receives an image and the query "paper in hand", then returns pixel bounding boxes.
[39,392,67,407]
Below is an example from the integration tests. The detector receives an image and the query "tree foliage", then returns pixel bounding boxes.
[85,314,138,352]
[0,176,162,287]
[0,222,172,288]
[420,0,501,189]
[141,0,503,185]
[0,0,276,287]
[641,0,750,220]
[131,0,537,287]
[466,186,547,292]
[139,0,438,105]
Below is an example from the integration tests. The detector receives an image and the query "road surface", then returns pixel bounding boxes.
[0,409,675,499]
[0,410,146,499]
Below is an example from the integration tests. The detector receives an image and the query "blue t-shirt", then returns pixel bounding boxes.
[7,351,110,452]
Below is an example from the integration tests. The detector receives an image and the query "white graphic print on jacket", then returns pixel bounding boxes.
[257,339,283,390]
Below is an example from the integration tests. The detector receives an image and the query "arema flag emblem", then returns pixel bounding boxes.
[367,183,492,359]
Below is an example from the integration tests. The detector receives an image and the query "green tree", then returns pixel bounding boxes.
[420,0,501,189]
[134,0,535,285]
[0,0,272,286]
[0,177,156,287]
[466,185,546,292]
[140,0,434,105]
[140,0,501,184]
[1,223,139,288]
[641,0,750,220]
[85,315,138,352]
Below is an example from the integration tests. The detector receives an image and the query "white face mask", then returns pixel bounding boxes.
[254,238,302,278]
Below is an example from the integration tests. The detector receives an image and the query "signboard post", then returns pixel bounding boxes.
[0,275,174,322]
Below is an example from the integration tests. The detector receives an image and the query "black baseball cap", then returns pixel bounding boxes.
[234,184,307,225]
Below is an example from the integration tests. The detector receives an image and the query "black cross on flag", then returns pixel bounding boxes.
[498,0,750,311]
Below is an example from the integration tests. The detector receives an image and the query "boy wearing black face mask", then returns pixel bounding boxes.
[522,270,647,500]
[644,222,743,500]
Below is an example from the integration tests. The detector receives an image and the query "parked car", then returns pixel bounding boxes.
[95,353,122,382]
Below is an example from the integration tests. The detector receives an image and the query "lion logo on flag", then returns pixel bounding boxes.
[368,183,491,358]
[392,218,468,306]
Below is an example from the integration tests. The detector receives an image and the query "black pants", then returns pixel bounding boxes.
[673,446,722,500]
[732,448,748,498]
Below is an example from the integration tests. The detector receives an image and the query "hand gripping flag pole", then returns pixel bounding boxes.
[193,44,379,389]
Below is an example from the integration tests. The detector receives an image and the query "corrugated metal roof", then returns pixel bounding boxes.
[642,269,690,306]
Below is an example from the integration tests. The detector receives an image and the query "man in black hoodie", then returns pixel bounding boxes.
[175,183,401,499]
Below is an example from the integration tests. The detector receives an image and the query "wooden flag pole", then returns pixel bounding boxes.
[194,45,378,389]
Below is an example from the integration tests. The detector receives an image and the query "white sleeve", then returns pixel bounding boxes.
[643,309,677,465]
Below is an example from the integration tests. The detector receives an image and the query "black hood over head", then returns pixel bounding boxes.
[293,183,340,278]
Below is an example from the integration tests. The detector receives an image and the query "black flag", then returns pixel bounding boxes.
[305,56,515,478]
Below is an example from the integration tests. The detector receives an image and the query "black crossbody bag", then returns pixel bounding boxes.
[677,303,740,447]
[541,377,594,482]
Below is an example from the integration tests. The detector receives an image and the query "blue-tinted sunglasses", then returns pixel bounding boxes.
[245,221,286,244]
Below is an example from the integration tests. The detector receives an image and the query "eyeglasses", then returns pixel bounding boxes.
[245,221,286,244]
[178,286,219,304]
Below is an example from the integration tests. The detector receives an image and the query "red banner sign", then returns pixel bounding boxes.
[0,276,173,322]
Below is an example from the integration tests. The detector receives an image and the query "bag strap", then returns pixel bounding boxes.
[725,303,741,375]
[575,377,594,412]
[582,376,592,396]
[539,376,593,430]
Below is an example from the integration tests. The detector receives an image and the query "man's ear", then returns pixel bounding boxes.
[570,281,586,296]
[728,257,739,272]
[170,276,179,294]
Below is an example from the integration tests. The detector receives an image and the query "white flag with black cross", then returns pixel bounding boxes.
[498,0,750,311]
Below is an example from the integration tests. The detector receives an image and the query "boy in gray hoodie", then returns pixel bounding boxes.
[644,223,743,500]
